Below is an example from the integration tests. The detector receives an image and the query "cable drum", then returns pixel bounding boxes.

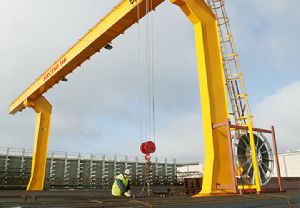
[233,132,274,186]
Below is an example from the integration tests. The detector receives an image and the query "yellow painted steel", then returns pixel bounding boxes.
[10,0,239,193]
[9,0,165,115]
[248,121,262,192]
[238,184,257,189]
[24,96,52,190]
[230,123,262,193]
[172,0,235,195]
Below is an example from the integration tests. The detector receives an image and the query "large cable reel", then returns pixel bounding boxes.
[233,132,274,186]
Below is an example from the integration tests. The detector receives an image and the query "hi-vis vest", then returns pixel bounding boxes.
[112,174,129,196]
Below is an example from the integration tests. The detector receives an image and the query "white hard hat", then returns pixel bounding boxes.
[124,169,131,176]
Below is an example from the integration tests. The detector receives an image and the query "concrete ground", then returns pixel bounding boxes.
[0,188,299,208]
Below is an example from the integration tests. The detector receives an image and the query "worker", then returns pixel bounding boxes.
[112,169,131,197]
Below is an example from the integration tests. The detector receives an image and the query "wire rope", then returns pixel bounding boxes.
[137,0,156,143]
[137,1,144,144]
[150,0,156,141]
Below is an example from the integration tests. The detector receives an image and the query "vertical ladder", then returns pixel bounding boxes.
[172,158,177,185]
[154,158,158,185]
[101,155,109,188]
[76,153,83,189]
[49,151,56,189]
[63,152,70,188]
[4,148,10,186]
[135,157,144,185]
[90,154,96,189]
[20,149,26,186]
[206,0,263,193]
[206,0,252,126]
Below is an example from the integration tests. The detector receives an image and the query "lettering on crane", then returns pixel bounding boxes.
[43,57,67,81]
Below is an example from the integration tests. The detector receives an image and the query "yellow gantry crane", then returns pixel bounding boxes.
[9,0,268,195]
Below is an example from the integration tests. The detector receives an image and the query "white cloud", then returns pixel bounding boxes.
[254,81,300,153]
[115,112,204,162]
[228,0,300,73]
[155,112,204,162]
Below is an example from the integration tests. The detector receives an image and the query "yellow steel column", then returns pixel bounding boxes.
[248,121,261,192]
[171,0,234,195]
[24,96,52,191]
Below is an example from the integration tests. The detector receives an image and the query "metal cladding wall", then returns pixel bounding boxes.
[273,150,300,177]
[0,148,178,190]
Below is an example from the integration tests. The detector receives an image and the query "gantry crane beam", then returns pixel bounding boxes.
[9,0,164,115]
[9,0,236,195]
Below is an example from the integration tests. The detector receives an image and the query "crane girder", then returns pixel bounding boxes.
[9,0,165,115]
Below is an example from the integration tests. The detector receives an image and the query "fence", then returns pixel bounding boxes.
[0,147,181,190]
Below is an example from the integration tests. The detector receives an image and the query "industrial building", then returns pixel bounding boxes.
[178,150,300,178]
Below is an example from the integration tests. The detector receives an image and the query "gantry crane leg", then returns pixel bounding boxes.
[24,96,52,190]
[172,0,235,195]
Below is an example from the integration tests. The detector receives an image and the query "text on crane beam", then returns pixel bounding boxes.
[43,57,67,81]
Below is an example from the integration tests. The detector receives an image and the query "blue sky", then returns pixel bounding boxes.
[0,0,299,162]
[229,1,300,104]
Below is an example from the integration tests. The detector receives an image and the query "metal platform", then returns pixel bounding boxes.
[0,188,299,208]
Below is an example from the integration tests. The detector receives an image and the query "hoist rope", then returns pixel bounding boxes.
[146,0,156,142]
[137,2,143,144]
[150,0,156,142]
[137,0,156,144]
[147,0,155,142]
[145,0,149,141]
